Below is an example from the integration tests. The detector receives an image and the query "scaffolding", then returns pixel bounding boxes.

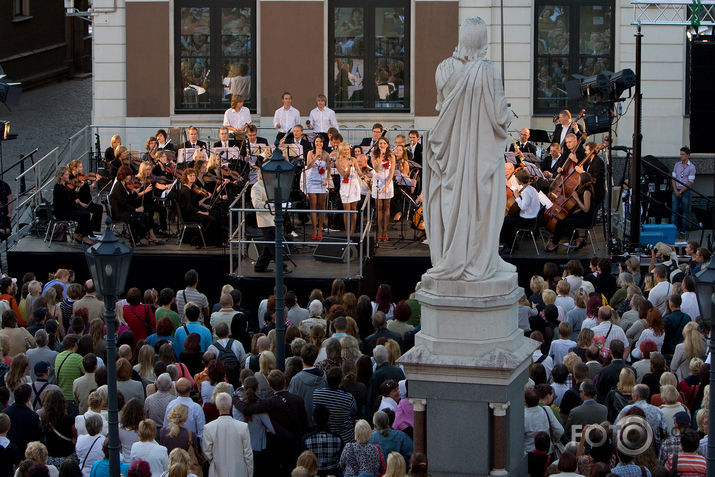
[632,0,715,26]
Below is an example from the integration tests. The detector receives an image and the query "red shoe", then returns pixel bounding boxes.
[316,234,323,240]
[383,236,390,242]
[311,235,317,240]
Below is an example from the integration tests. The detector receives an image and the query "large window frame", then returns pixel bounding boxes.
[174,0,256,114]
[328,0,411,112]
[533,0,615,115]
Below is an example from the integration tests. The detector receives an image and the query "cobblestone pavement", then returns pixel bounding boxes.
[0,77,92,196]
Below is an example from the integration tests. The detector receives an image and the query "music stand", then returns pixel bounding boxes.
[177,148,198,164]
[504,152,518,166]
[523,161,545,179]
[529,129,552,144]
[522,152,542,166]
[212,146,241,161]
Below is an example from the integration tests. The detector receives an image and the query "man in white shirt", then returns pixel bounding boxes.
[648,265,673,315]
[175,269,210,323]
[273,91,300,141]
[590,306,629,354]
[163,378,206,439]
[210,294,238,336]
[500,168,541,253]
[223,94,251,137]
[308,94,339,134]
[680,276,700,322]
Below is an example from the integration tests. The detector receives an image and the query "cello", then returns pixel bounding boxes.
[543,175,593,233]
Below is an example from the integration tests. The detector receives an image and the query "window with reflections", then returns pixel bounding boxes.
[534,2,614,114]
[330,1,410,111]
[175,1,256,113]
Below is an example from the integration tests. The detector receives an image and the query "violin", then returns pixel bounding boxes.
[76,172,102,182]
[191,184,210,197]
[125,176,143,192]
[220,166,241,181]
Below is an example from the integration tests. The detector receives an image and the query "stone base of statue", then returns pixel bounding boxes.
[398,271,538,476]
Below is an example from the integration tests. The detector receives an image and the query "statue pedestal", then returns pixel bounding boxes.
[398,272,538,476]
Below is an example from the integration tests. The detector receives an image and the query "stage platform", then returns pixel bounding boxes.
[6,221,600,314]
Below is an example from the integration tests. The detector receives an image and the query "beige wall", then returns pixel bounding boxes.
[126,2,170,117]
[260,1,324,118]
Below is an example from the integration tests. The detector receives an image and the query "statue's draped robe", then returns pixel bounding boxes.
[424,55,516,281]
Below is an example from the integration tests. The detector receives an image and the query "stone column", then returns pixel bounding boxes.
[410,398,427,454]
[489,402,510,476]
[398,272,537,476]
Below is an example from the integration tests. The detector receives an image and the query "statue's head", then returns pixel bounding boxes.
[456,17,488,60]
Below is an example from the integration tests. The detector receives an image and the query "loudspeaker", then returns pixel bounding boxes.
[313,236,358,262]
[690,39,715,153]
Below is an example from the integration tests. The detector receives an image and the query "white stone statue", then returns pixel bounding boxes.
[423,16,516,283]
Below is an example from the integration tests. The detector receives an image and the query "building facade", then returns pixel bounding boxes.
[92,0,693,159]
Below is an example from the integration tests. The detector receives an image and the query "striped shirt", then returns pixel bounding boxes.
[312,387,357,445]
[672,160,696,190]
[175,287,209,322]
[665,452,707,476]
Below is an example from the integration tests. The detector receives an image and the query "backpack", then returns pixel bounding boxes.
[214,339,240,386]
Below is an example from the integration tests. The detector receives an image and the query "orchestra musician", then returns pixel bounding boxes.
[151,150,176,180]
[307,94,339,134]
[182,126,207,150]
[392,143,413,222]
[222,94,251,138]
[407,130,423,165]
[155,129,175,152]
[109,165,163,245]
[273,91,301,142]
[109,146,137,179]
[214,127,240,148]
[500,168,540,253]
[353,145,373,209]
[336,142,362,235]
[104,134,122,164]
[281,125,312,162]
[581,141,606,206]
[371,137,395,242]
[545,172,594,253]
[177,168,219,248]
[245,124,269,154]
[394,135,412,161]
[360,123,384,148]
[53,166,93,245]
[67,159,103,234]
[142,136,159,163]
[508,128,537,164]
[136,161,170,235]
[556,133,586,176]
[305,135,330,240]
[541,142,563,178]
[552,109,582,148]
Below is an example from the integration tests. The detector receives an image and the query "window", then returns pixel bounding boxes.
[534,1,614,114]
[13,0,30,18]
[329,0,410,112]
[175,1,256,113]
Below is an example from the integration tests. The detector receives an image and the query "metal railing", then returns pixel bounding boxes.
[229,197,371,279]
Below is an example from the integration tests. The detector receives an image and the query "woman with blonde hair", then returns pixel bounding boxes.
[42,287,63,323]
[569,328,594,362]
[385,339,402,367]
[160,448,198,477]
[529,275,547,311]
[670,321,707,380]
[340,420,383,477]
[296,450,319,476]
[659,384,689,435]
[130,419,169,476]
[23,441,59,477]
[256,351,276,399]
[605,367,635,422]
[24,280,43,322]
[160,404,201,475]
[133,344,156,387]
[384,451,407,477]
[340,336,361,362]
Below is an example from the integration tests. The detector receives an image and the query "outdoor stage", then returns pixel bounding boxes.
[7,222,599,314]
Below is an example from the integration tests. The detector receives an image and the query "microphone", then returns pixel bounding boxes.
[306,119,311,126]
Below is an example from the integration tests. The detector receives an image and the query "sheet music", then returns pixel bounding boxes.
[394,170,415,187]
[211,147,241,160]
[507,175,520,191]
[177,148,197,163]
[279,143,302,158]
[250,144,273,157]
[537,191,554,209]
[504,152,517,165]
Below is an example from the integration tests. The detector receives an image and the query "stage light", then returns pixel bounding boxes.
[567,69,635,103]
[1,121,8,141]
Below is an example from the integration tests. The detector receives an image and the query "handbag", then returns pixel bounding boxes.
[186,429,205,476]
[542,406,565,458]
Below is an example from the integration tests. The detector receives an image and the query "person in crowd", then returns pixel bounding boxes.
[595,339,629,403]
[370,410,413,467]
[41,389,76,466]
[3,384,42,455]
[303,404,342,477]
[202,392,253,477]
[339,420,383,477]
[118,398,145,465]
[173,303,212,357]
[144,373,175,436]
[662,294,691,361]
[648,265,673,315]
[312,366,357,444]
[75,391,108,437]
[130,419,169,477]
[163,378,205,440]
[89,440,130,477]
[605,367,635,423]
[287,344,326,424]
[76,414,106,477]
[524,388,563,455]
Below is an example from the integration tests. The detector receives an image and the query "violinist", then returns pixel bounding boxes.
[109,166,163,245]
[109,146,137,179]
[353,144,372,210]
[500,168,540,254]
[151,150,176,180]
[137,161,169,234]
[155,129,175,152]
[52,166,93,245]
[178,169,218,247]
[336,142,362,235]
[545,172,594,253]
[104,134,122,164]
[142,136,159,163]
[371,137,395,242]
[67,159,103,234]
[306,135,331,240]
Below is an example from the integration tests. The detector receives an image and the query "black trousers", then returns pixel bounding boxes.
[500,216,537,246]
[255,226,275,270]
[63,208,91,236]
[86,202,103,232]
[551,213,592,242]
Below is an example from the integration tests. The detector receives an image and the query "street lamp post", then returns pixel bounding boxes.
[84,218,133,477]
[260,145,295,371]
[694,261,715,476]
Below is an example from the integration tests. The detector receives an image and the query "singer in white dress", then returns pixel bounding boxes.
[337,142,362,235]
[306,135,331,239]
[371,138,395,242]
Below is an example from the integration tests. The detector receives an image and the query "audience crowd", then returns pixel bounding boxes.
[0,267,427,477]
